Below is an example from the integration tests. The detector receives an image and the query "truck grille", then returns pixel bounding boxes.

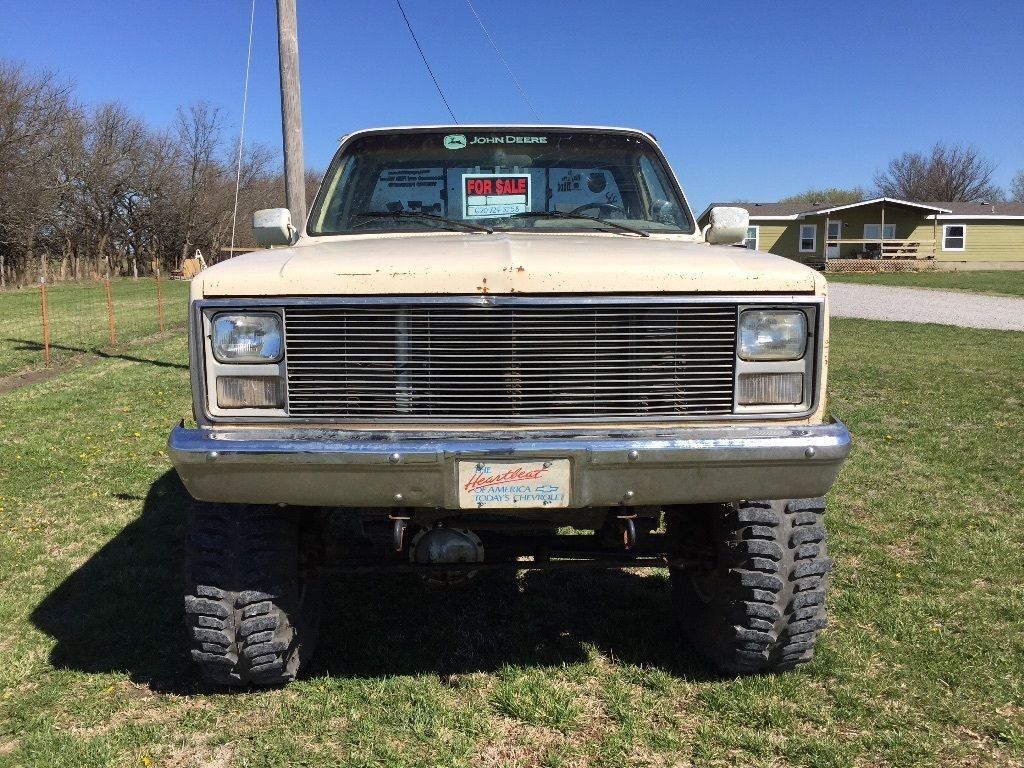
[283,302,737,422]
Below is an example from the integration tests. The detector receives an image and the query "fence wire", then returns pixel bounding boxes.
[0,276,190,378]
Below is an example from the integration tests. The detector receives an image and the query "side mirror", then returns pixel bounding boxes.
[704,206,749,245]
[253,208,296,247]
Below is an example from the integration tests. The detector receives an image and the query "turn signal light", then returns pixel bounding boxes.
[216,376,285,409]
[738,372,804,405]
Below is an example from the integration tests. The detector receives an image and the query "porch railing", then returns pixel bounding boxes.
[825,239,937,259]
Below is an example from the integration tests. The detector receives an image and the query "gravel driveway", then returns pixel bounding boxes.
[828,282,1024,331]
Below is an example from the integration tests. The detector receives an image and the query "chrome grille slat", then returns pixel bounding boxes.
[287,375,735,383]
[284,302,737,422]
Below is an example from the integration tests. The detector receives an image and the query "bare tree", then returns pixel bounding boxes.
[68,103,150,278]
[0,59,311,286]
[174,102,226,266]
[874,143,1002,202]
[1011,170,1024,203]
[204,140,276,261]
[0,60,78,286]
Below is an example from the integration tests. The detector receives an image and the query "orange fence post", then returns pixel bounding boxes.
[156,269,165,332]
[105,278,117,347]
[40,281,51,367]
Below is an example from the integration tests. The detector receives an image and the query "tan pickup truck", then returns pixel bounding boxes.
[169,126,850,686]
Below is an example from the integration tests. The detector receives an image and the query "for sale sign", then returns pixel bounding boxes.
[462,173,531,218]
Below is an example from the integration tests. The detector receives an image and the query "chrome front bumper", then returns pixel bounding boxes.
[168,420,851,509]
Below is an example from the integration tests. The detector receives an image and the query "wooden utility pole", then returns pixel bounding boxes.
[276,0,306,229]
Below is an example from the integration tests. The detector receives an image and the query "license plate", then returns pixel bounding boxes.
[457,459,571,509]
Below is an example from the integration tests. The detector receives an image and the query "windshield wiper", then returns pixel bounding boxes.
[510,210,649,237]
[353,210,493,234]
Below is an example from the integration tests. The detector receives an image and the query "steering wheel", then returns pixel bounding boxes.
[569,202,627,218]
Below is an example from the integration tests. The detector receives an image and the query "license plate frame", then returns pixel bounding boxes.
[456,459,571,509]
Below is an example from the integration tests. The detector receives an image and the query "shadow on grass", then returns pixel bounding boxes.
[30,471,194,692]
[32,470,710,693]
[4,337,188,370]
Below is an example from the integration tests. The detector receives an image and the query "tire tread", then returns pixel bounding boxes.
[184,501,319,686]
[671,497,832,674]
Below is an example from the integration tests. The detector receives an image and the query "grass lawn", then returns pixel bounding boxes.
[0,319,1022,767]
[0,279,190,378]
[826,270,1024,297]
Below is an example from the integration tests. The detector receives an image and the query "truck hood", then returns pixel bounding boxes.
[193,233,823,298]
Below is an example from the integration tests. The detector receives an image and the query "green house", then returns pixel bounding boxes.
[696,198,1024,271]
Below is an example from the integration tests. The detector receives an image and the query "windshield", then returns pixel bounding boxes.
[309,129,694,236]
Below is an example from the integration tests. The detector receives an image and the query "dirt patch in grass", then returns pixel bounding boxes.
[0,363,73,395]
[0,328,185,394]
[162,741,236,768]
[474,719,566,768]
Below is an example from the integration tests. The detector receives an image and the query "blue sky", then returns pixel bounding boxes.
[3,0,1023,211]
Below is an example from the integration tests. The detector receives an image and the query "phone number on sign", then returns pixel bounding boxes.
[466,204,526,217]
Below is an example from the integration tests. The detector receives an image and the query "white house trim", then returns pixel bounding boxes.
[927,214,1024,221]
[744,225,760,250]
[942,224,967,252]
[801,197,951,217]
[799,224,817,253]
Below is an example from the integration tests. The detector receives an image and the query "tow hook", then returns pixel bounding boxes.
[617,514,637,549]
[389,514,410,552]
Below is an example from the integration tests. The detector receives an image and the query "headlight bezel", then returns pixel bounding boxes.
[200,306,288,420]
[210,311,284,364]
[737,309,809,362]
[733,304,818,415]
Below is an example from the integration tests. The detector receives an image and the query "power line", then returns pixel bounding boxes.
[394,0,458,124]
[230,0,256,253]
[465,0,539,120]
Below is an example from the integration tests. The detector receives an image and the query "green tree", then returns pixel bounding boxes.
[779,187,865,206]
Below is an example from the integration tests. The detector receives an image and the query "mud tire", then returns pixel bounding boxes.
[184,501,322,686]
[669,498,831,674]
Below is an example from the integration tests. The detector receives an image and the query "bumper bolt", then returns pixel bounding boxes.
[627,450,639,462]
[207,451,218,462]
[623,489,635,501]
[388,453,402,464]
[393,493,404,503]
[804,447,816,458]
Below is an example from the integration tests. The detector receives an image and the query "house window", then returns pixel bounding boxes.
[799,224,816,253]
[743,225,759,250]
[943,224,966,251]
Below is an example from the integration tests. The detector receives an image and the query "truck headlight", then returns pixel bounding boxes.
[738,310,807,361]
[211,313,283,363]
